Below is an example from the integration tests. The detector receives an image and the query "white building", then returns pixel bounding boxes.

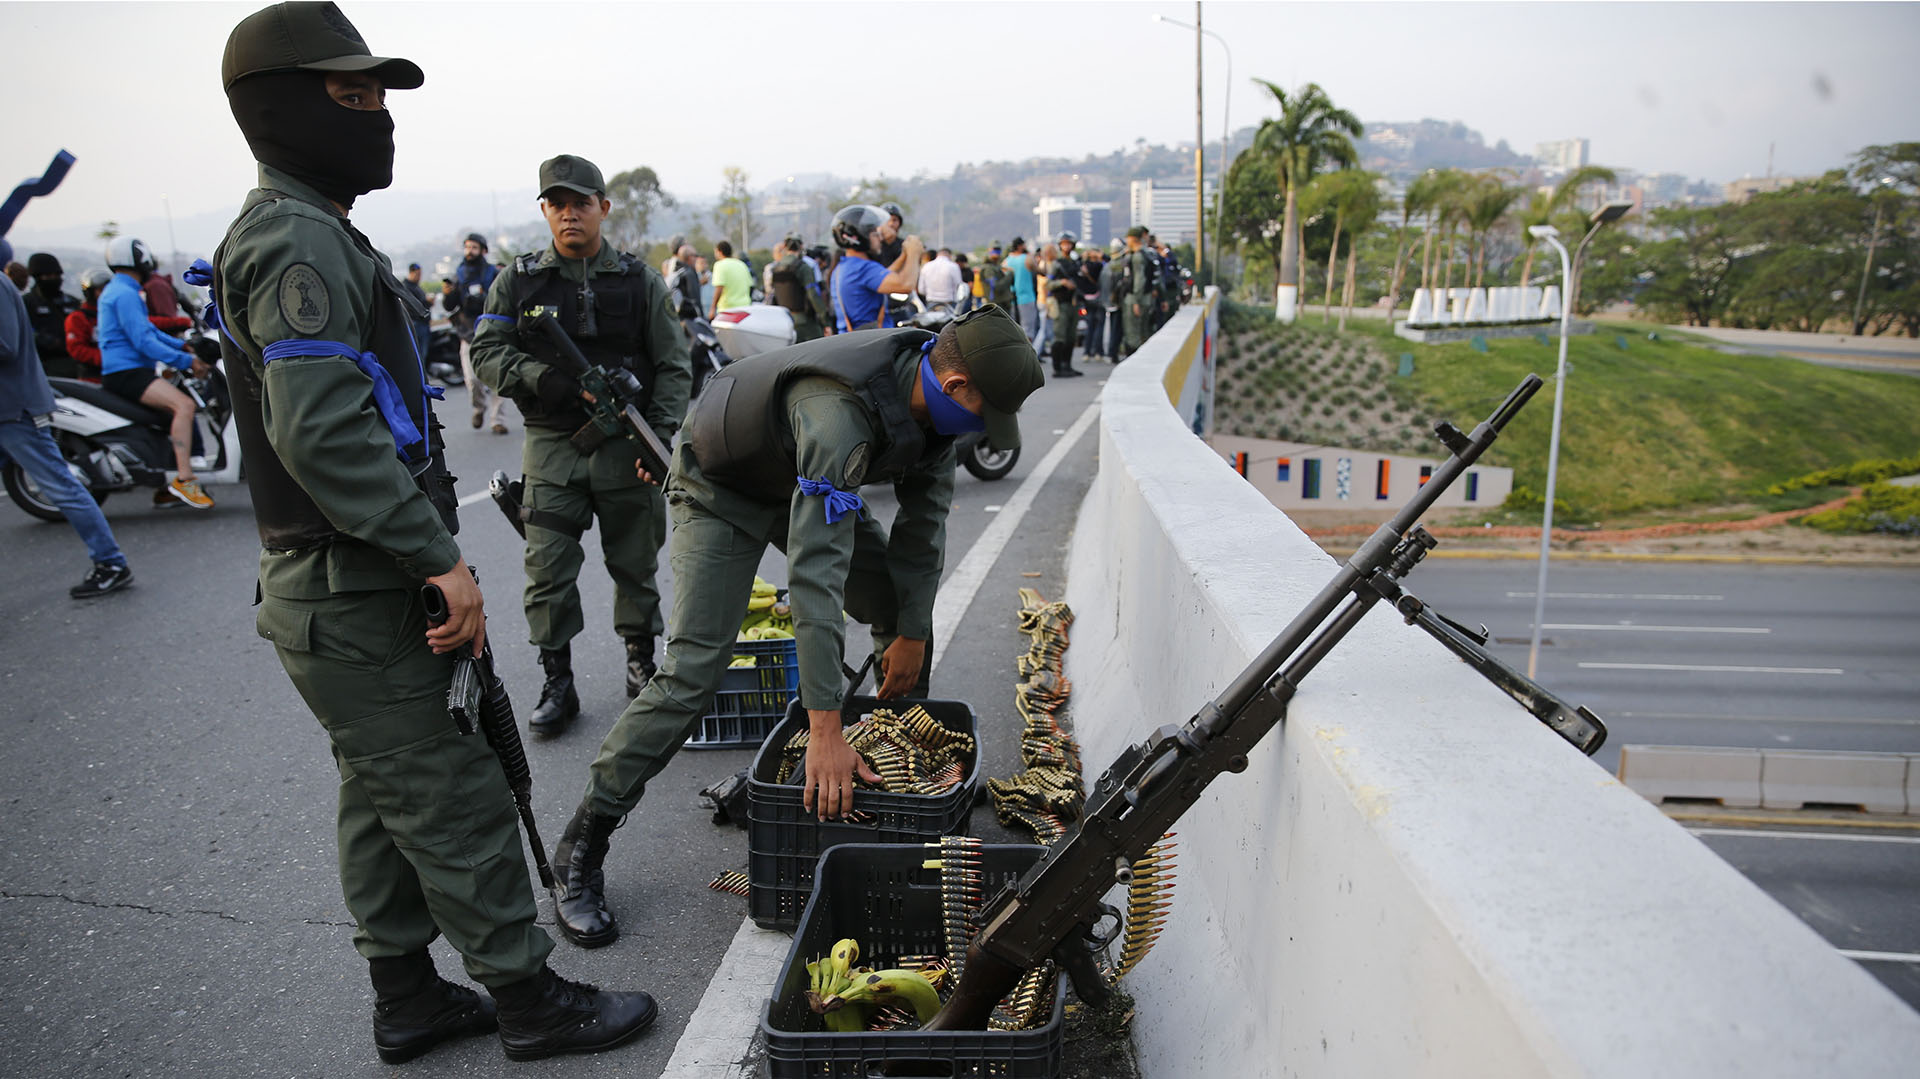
[1129,180,1212,245]
[1033,196,1113,248]
[1534,138,1591,171]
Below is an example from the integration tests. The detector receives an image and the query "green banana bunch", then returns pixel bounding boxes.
[827,968,943,1025]
[807,938,873,1032]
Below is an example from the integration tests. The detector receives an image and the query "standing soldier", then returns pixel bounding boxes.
[471,154,691,735]
[546,304,1045,949]
[1120,226,1156,359]
[769,234,832,342]
[213,3,655,1061]
[979,241,1016,311]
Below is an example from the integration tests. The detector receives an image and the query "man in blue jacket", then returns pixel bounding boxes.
[0,236,135,597]
[98,236,211,508]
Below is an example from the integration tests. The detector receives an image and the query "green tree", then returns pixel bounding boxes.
[1386,169,1446,311]
[1516,165,1617,288]
[1219,140,1288,293]
[1461,173,1523,289]
[602,166,674,254]
[1249,80,1361,320]
[711,166,759,253]
[1633,205,1743,326]
[1301,169,1380,323]
[96,220,119,241]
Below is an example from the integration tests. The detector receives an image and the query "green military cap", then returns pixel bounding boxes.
[222,2,424,91]
[948,304,1045,452]
[1126,225,1148,239]
[539,155,606,199]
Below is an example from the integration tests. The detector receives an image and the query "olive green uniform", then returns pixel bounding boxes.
[469,244,691,654]
[771,253,831,343]
[1121,246,1156,355]
[220,164,550,987]
[583,345,951,818]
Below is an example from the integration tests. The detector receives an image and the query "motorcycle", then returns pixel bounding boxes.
[683,313,732,400]
[955,429,1018,482]
[710,304,794,360]
[4,338,244,522]
[425,323,464,387]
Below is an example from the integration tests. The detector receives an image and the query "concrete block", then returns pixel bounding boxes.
[1762,749,1909,813]
[1616,744,1762,807]
[1909,755,1920,814]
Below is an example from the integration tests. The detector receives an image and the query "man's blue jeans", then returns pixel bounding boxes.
[0,418,126,566]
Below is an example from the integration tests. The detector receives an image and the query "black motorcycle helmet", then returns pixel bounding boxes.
[831,204,887,254]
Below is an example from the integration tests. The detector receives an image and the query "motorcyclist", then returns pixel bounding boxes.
[22,253,81,378]
[63,268,113,383]
[829,204,920,333]
[97,237,213,508]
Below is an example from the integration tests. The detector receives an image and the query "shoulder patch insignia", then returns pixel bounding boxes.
[842,442,871,488]
[278,263,330,334]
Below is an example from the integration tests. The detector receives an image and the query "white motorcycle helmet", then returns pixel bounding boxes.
[104,236,158,274]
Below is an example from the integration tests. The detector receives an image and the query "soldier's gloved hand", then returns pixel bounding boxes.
[536,368,584,407]
[424,558,486,657]
[877,637,927,699]
[802,711,883,820]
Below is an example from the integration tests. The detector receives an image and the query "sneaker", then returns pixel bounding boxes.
[167,477,215,509]
[152,487,182,508]
[70,562,133,600]
[471,412,485,429]
[491,422,509,435]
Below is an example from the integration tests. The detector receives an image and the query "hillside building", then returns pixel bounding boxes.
[1534,137,1591,171]
[1033,197,1112,248]
[1129,180,1212,245]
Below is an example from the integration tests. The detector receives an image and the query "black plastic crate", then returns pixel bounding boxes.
[747,696,979,930]
[685,638,801,749]
[761,843,1064,1079]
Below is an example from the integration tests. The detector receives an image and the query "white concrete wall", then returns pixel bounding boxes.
[1064,298,1920,1078]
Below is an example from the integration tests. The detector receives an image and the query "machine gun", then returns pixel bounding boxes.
[421,568,558,899]
[926,373,1606,1031]
[527,314,673,480]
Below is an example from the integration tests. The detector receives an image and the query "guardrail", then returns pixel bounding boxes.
[1062,292,1920,1077]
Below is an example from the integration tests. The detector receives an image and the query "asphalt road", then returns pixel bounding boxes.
[1408,558,1920,1011]
[0,363,1108,1078]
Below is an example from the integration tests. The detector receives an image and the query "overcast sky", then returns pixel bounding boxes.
[4,0,1916,242]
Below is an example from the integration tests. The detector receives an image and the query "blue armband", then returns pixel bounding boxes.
[261,338,442,459]
[476,313,515,326]
[797,476,866,524]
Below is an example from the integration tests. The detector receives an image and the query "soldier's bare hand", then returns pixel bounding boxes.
[802,710,881,819]
[877,637,927,699]
[425,558,486,657]
[634,463,658,484]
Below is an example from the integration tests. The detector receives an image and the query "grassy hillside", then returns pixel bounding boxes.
[1216,303,1920,519]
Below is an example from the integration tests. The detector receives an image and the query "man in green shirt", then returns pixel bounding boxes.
[471,155,691,734]
[214,2,655,1062]
[708,240,752,317]
[547,304,1045,949]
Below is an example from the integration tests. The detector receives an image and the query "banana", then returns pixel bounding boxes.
[748,593,777,612]
[843,968,942,1024]
[829,938,860,985]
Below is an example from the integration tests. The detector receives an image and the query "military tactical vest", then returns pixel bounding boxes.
[980,262,1015,307]
[686,328,947,504]
[216,193,459,551]
[508,250,657,431]
[769,256,810,317]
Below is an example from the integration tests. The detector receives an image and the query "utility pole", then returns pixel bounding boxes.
[1193,1,1205,279]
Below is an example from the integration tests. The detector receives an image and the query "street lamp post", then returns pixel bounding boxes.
[1524,199,1634,680]
[1154,9,1231,284]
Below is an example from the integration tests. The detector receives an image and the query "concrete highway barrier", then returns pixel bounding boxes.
[1062,294,1920,1077]
[1620,744,1913,814]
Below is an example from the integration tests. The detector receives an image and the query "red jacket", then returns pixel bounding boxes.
[64,305,103,382]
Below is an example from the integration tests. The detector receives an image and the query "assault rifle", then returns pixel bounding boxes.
[422,569,558,899]
[527,314,673,481]
[926,373,1606,1030]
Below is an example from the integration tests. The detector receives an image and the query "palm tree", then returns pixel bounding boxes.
[1337,180,1384,331]
[1462,174,1523,289]
[1516,165,1618,288]
[1250,80,1362,321]
[1387,170,1448,312]
[1304,170,1379,323]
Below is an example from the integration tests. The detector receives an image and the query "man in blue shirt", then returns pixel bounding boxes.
[828,203,921,332]
[0,236,135,596]
[98,237,211,508]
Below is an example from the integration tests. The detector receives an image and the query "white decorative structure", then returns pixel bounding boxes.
[1538,285,1562,319]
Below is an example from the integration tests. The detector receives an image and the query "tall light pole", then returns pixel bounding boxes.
[1524,199,1634,680]
[1155,10,1231,284]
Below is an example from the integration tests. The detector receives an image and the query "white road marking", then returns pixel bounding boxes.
[1541,623,1770,634]
[1506,591,1725,601]
[457,488,491,508]
[1689,828,1920,845]
[1839,949,1920,964]
[656,399,1102,1079]
[1579,662,1844,675]
[984,505,1004,513]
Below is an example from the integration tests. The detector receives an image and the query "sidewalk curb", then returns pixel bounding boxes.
[1315,546,1920,568]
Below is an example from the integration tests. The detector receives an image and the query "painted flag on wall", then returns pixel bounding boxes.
[1376,459,1391,500]
[1276,456,1291,482]
[1302,458,1322,500]
[1419,465,1433,487]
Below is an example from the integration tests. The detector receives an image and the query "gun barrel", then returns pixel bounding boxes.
[532,314,592,376]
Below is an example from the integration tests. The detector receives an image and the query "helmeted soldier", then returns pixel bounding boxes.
[213,1,656,1062]
[1119,226,1157,358]
[546,304,1045,949]
[768,233,832,343]
[470,154,692,736]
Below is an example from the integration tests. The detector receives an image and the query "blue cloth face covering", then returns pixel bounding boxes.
[918,350,985,436]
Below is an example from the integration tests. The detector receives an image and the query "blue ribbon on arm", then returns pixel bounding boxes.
[797,476,866,524]
[182,259,224,334]
[476,313,515,326]
[261,339,426,457]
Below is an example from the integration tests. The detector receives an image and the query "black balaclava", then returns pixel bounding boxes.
[227,70,395,206]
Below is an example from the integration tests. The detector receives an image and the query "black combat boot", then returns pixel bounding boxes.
[624,637,656,699]
[369,953,498,1064]
[528,645,579,736]
[551,800,622,948]
[490,966,656,1061]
